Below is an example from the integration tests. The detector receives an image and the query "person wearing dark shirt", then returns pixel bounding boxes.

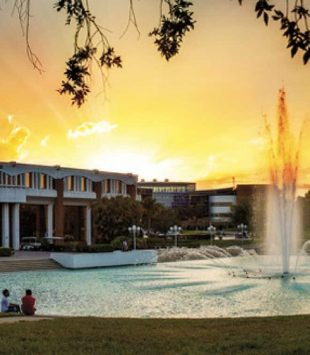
[21,289,36,316]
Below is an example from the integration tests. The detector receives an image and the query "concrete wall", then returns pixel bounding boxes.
[51,250,157,269]
[0,188,26,203]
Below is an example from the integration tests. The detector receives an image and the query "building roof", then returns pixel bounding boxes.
[0,161,138,184]
[189,187,235,196]
[137,181,196,187]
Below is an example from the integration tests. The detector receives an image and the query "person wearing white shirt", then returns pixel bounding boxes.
[1,289,21,313]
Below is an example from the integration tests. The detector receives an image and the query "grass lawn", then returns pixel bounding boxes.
[1,316,310,354]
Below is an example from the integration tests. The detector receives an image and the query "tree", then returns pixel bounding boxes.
[93,195,178,240]
[175,203,207,221]
[231,202,252,228]
[151,204,179,233]
[141,197,162,233]
[4,0,310,106]
[93,196,143,242]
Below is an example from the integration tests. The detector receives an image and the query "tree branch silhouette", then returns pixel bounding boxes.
[4,0,310,107]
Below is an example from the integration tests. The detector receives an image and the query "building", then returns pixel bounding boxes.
[138,180,270,227]
[189,188,236,225]
[138,180,236,226]
[138,180,196,208]
[0,162,138,249]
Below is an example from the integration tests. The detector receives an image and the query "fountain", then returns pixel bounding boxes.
[158,88,305,279]
[264,88,302,275]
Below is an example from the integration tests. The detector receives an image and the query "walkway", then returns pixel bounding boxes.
[0,251,51,261]
[0,251,63,272]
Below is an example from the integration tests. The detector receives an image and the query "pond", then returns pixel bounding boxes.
[1,257,310,318]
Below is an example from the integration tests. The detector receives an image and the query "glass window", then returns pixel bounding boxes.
[107,179,111,193]
[81,177,86,192]
[68,176,74,191]
[117,181,122,194]
[40,174,47,189]
[25,173,32,188]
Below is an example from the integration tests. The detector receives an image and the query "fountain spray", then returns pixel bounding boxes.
[265,88,301,274]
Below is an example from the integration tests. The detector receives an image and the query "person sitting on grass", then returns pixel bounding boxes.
[21,289,36,316]
[1,289,21,313]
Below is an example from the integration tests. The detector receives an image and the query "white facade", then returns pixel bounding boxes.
[51,250,157,269]
[0,162,138,250]
[209,195,236,223]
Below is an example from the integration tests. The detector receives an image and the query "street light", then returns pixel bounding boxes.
[128,224,141,250]
[169,225,182,247]
[238,223,247,239]
[207,224,216,245]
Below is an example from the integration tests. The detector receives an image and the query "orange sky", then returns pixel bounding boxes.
[0,1,309,192]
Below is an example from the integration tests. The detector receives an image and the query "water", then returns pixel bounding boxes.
[265,88,302,273]
[1,257,310,318]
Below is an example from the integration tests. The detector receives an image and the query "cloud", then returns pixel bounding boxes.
[0,116,30,161]
[67,120,118,139]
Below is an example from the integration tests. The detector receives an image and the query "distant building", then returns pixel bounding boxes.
[137,180,196,208]
[0,162,138,249]
[138,180,236,226]
[189,188,236,225]
[138,180,271,227]
[235,184,269,204]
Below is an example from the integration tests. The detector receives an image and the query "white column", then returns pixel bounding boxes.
[12,204,20,250]
[1,204,10,248]
[86,206,92,246]
[47,203,53,237]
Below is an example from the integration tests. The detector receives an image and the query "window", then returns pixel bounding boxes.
[210,202,233,207]
[40,174,47,189]
[81,177,86,192]
[68,176,74,191]
[211,213,232,218]
[107,179,111,193]
[25,173,32,188]
[117,181,122,194]
[5,174,11,185]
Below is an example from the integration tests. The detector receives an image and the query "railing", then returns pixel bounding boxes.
[0,184,26,188]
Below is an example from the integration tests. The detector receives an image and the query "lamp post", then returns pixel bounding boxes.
[169,225,182,247]
[237,223,247,239]
[207,224,216,245]
[128,224,141,250]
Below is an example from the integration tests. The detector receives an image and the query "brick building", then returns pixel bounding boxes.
[0,162,137,249]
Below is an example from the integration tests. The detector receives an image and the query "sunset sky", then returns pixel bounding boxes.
[0,1,309,192]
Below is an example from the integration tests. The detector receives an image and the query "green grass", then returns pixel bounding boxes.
[1,316,310,354]
[181,230,211,235]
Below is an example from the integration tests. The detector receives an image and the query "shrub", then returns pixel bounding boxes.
[64,234,75,242]
[178,240,200,248]
[110,236,131,250]
[93,244,114,253]
[146,237,173,249]
[0,247,14,257]
[77,244,114,253]
[40,239,53,251]
[62,241,80,252]
[136,237,149,250]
